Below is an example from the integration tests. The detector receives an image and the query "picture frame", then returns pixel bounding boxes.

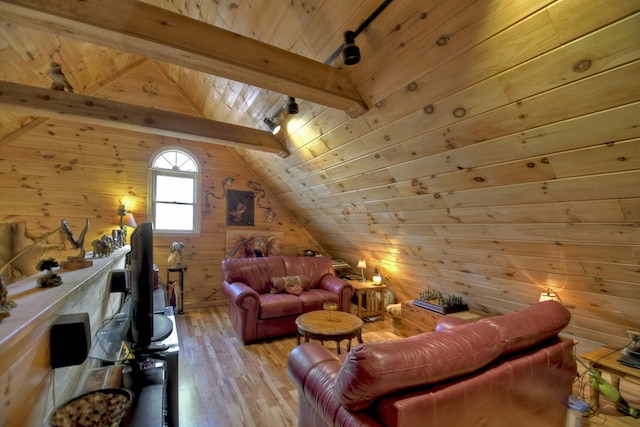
[226,190,255,226]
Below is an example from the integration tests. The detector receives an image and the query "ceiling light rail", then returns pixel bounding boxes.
[263,0,394,134]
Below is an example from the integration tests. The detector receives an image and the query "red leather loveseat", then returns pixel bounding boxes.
[287,300,576,427]
[222,256,353,344]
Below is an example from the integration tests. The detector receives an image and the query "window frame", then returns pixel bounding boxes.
[150,148,201,234]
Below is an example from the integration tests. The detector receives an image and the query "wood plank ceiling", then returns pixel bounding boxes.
[0,0,639,353]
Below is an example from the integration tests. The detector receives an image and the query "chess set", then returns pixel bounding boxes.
[413,289,468,314]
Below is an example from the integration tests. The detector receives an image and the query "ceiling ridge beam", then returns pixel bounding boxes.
[0,0,368,117]
[0,81,290,156]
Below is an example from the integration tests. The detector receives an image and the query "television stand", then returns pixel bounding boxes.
[89,304,179,426]
[132,306,180,427]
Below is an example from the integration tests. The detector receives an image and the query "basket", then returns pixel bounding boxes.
[51,388,133,427]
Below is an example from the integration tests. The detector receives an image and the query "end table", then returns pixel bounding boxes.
[166,265,187,314]
[349,280,387,321]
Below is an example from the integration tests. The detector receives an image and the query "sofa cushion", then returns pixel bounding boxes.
[335,321,505,411]
[334,301,572,412]
[282,256,334,289]
[285,284,303,295]
[222,257,286,294]
[478,300,570,354]
[271,275,311,294]
[259,293,303,319]
[299,289,339,312]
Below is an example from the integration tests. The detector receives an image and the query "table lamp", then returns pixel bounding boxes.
[372,266,382,285]
[357,259,367,282]
[539,289,560,303]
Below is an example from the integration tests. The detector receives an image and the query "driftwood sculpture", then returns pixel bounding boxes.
[0,276,17,321]
[60,218,93,270]
[0,222,61,285]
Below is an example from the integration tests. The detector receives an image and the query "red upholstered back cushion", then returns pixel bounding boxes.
[222,257,285,294]
[282,256,335,288]
[335,322,504,411]
[335,301,571,411]
[477,300,571,354]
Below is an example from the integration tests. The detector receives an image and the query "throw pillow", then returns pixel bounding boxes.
[285,284,303,295]
[270,275,310,294]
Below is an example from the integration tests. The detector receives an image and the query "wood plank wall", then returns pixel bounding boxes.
[235,0,640,353]
[0,249,127,427]
[0,0,638,357]
[0,60,321,312]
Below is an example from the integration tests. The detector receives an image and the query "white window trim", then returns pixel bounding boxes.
[150,148,201,234]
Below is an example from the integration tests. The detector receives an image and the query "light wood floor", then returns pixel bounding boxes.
[176,307,640,427]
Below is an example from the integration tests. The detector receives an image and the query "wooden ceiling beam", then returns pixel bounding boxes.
[0,0,368,118]
[0,81,290,157]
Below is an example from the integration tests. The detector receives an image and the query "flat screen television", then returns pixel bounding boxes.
[122,222,173,349]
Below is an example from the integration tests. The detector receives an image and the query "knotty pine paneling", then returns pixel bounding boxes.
[0,0,639,358]
[0,60,322,312]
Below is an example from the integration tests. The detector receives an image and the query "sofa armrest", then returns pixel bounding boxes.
[222,280,260,309]
[287,343,383,427]
[222,281,261,343]
[318,275,353,312]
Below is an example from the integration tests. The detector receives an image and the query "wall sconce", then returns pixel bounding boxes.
[205,177,234,207]
[263,118,281,134]
[357,259,367,282]
[247,180,277,223]
[372,266,382,285]
[539,289,561,303]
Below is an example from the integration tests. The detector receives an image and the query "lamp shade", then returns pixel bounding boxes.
[122,212,137,227]
[539,290,560,302]
[357,259,367,269]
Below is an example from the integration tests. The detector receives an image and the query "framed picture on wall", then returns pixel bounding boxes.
[226,190,255,226]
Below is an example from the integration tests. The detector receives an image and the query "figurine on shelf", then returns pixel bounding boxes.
[0,275,17,322]
[37,258,63,288]
[91,235,114,258]
[59,218,93,270]
[167,242,184,267]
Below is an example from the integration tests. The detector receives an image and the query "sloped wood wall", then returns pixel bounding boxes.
[236,1,640,353]
[0,0,638,356]
[0,60,320,311]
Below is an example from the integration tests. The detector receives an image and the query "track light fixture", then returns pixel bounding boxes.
[287,97,299,114]
[263,118,281,134]
[261,0,393,133]
[343,30,361,65]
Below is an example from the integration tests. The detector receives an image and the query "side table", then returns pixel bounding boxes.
[166,265,187,314]
[580,347,640,412]
[349,280,387,321]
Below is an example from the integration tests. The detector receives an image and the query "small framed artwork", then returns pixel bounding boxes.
[226,190,255,226]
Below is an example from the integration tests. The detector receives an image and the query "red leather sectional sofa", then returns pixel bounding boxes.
[287,300,576,427]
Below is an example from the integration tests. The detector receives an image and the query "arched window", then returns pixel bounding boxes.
[150,148,200,233]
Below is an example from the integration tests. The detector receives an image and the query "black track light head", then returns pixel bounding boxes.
[263,117,281,134]
[287,97,299,114]
[343,30,360,66]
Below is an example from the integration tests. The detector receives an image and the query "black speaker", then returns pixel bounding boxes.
[50,313,91,368]
[109,269,129,293]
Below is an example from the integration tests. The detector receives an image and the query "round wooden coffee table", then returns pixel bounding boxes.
[295,310,364,355]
